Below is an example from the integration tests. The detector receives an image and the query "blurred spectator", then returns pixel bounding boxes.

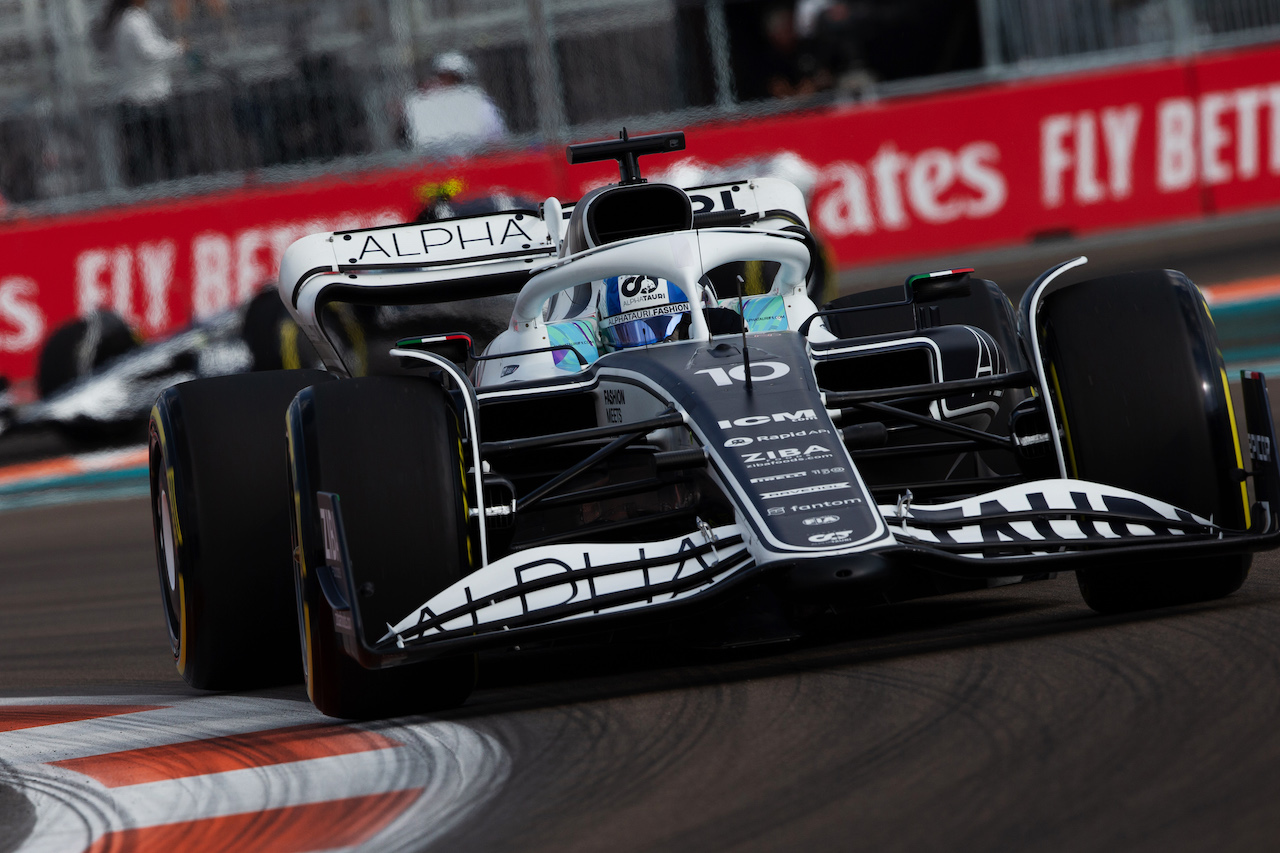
[0,117,40,204]
[760,6,822,98]
[230,4,372,171]
[171,0,228,23]
[1112,0,1175,46]
[98,0,186,186]
[403,53,509,155]
[804,1,875,97]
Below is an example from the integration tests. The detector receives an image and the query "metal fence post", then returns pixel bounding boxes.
[527,0,567,144]
[1167,0,1197,55]
[373,0,418,156]
[705,0,736,110]
[976,0,1005,73]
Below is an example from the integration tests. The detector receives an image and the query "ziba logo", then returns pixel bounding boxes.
[803,515,840,526]
[742,444,831,464]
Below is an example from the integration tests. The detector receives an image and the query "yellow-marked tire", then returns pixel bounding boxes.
[242,288,321,372]
[1040,270,1251,613]
[286,376,476,719]
[148,369,334,689]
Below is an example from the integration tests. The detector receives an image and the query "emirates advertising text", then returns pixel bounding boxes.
[3,44,1280,381]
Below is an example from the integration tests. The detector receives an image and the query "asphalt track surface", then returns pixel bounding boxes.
[7,210,1280,851]
[7,499,1280,852]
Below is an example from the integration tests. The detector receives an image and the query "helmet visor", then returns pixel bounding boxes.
[599,304,691,350]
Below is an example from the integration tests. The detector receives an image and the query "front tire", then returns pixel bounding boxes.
[1039,270,1251,613]
[149,369,333,689]
[287,376,476,719]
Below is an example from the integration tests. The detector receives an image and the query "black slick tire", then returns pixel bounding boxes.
[38,310,139,399]
[1039,270,1251,613]
[149,369,333,689]
[287,376,476,719]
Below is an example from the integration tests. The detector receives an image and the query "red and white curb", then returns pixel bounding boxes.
[0,695,508,853]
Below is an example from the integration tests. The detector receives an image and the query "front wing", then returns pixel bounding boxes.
[311,373,1280,668]
[312,370,1279,668]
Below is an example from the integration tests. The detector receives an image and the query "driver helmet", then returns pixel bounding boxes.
[597,275,693,351]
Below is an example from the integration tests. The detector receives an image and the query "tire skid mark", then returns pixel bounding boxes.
[83,789,424,853]
[1,696,510,853]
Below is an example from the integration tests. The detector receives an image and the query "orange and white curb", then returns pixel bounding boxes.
[0,447,148,493]
[0,696,508,853]
[1202,274,1280,308]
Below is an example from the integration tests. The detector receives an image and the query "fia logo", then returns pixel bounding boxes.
[802,515,840,526]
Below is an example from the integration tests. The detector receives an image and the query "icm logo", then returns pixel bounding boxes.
[803,515,840,526]
[724,436,753,448]
[808,530,853,544]
[696,361,791,387]
[717,409,817,430]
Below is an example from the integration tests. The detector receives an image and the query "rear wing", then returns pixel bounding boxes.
[277,176,810,369]
[279,178,806,306]
[278,208,555,313]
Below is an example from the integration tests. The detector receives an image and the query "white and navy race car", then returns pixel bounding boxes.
[148,130,1280,719]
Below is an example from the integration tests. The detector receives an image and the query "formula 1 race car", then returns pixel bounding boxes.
[148,130,1280,719]
[0,290,303,450]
